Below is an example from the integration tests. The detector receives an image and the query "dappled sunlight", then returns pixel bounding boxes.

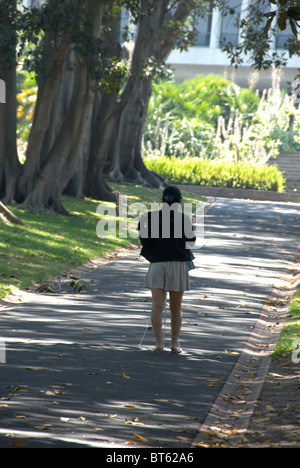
[0,198,299,447]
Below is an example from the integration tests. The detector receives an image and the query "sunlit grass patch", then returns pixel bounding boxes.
[272,283,300,359]
[0,184,204,299]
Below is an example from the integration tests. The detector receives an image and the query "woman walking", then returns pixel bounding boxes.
[139,185,196,353]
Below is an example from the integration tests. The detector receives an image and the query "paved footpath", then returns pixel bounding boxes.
[0,197,299,449]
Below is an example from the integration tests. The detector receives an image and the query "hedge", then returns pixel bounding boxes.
[144,156,285,192]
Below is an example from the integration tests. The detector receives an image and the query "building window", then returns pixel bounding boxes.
[194,10,213,46]
[276,22,294,49]
[220,1,241,45]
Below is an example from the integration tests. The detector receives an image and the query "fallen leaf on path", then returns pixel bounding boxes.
[280,362,292,367]
[125,420,145,426]
[230,410,243,417]
[133,433,148,442]
[34,425,51,430]
[12,438,28,447]
[266,405,275,412]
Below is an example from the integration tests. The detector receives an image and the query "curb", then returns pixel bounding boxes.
[0,243,140,311]
[177,185,300,204]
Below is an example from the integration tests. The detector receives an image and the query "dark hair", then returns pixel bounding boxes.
[162,185,182,206]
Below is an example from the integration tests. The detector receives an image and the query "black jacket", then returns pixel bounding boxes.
[138,209,196,263]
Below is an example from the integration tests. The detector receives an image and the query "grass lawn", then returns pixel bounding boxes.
[272,282,300,359]
[0,183,204,299]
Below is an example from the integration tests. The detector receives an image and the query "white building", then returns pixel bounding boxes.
[167,1,299,90]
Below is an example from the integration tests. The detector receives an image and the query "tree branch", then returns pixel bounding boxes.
[0,201,25,225]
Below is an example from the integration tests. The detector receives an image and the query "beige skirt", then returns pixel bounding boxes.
[144,261,190,292]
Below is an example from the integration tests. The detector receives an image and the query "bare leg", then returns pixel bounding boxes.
[151,288,166,350]
[169,291,184,352]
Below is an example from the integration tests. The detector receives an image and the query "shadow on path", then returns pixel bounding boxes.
[0,198,299,448]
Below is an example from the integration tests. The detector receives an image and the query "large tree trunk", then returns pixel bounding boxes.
[22,66,94,213]
[110,81,149,184]
[132,103,168,187]
[21,0,103,213]
[85,94,120,202]
[0,0,21,204]
[18,35,71,200]
[0,201,24,225]
[0,60,20,203]
[107,0,196,188]
[83,11,123,202]
[0,0,202,214]
[85,1,169,195]
[106,0,170,187]
[39,50,77,170]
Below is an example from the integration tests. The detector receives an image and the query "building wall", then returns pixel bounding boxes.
[167,61,299,91]
[166,2,299,91]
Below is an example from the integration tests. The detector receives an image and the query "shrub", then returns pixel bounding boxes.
[144,155,285,192]
[143,71,300,163]
[148,74,259,126]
